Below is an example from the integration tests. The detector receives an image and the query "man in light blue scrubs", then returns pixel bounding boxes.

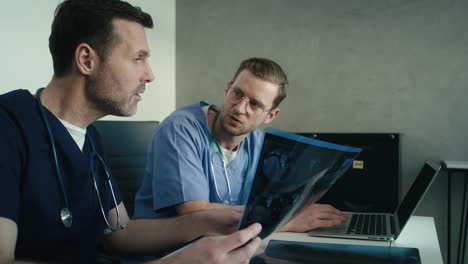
[135,58,347,233]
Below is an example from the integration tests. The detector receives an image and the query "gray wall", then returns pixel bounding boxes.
[176,0,468,262]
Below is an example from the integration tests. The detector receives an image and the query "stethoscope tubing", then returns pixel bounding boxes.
[209,109,250,205]
[36,88,71,219]
[35,88,122,232]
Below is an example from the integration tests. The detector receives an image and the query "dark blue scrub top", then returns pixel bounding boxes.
[0,89,122,263]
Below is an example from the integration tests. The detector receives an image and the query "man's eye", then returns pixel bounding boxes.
[250,102,260,110]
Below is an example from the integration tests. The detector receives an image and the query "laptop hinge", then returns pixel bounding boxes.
[392,213,401,237]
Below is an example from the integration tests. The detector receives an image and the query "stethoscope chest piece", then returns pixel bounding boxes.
[61,207,73,228]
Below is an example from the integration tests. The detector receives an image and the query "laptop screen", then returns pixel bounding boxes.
[396,160,441,229]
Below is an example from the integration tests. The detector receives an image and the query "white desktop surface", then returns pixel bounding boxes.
[258,216,442,264]
[392,216,443,264]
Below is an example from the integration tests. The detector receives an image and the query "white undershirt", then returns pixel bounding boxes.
[58,118,87,151]
[203,105,238,165]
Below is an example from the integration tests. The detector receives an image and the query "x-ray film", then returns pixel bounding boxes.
[238,128,362,238]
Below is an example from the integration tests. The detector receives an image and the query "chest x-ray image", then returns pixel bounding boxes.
[238,128,361,239]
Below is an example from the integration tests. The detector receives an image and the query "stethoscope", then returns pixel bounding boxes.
[209,110,250,205]
[35,88,124,234]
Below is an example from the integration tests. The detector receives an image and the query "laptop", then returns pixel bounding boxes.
[308,160,441,241]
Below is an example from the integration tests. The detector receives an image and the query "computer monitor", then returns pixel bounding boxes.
[299,133,400,213]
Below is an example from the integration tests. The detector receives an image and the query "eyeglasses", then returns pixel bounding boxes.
[227,87,271,116]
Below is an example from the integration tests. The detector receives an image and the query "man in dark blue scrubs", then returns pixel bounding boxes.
[0,0,261,263]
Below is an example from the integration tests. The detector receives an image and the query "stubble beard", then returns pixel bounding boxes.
[85,75,138,117]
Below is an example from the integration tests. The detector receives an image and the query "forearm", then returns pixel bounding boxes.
[176,200,229,215]
[0,219,39,264]
[277,221,292,232]
[144,222,263,264]
[104,213,210,257]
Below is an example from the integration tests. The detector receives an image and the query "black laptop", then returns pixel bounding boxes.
[308,160,441,241]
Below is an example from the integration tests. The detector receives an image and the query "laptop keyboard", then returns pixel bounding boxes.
[346,213,391,236]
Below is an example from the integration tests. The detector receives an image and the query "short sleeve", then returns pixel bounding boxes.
[0,107,24,223]
[151,117,210,211]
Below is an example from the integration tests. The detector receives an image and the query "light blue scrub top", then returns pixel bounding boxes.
[133,102,264,218]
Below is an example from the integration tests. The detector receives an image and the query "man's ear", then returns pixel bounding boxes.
[75,43,98,76]
[263,107,280,125]
[224,81,233,96]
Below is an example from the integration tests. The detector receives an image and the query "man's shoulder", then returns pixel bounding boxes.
[0,89,37,123]
[248,129,266,149]
[0,89,34,107]
[0,90,37,151]
[251,128,265,135]
[250,128,265,139]
[161,102,207,128]
[173,101,207,116]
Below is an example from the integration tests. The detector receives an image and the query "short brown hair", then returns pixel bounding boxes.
[232,58,288,109]
[49,0,153,77]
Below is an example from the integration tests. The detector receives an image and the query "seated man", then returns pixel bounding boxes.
[0,1,261,263]
[134,57,346,233]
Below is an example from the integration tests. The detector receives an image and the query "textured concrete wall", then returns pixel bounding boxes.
[176,0,468,262]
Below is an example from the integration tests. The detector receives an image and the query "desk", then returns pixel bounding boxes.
[258,216,442,264]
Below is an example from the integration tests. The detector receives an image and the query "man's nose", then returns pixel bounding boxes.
[233,97,249,114]
[143,63,155,83]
